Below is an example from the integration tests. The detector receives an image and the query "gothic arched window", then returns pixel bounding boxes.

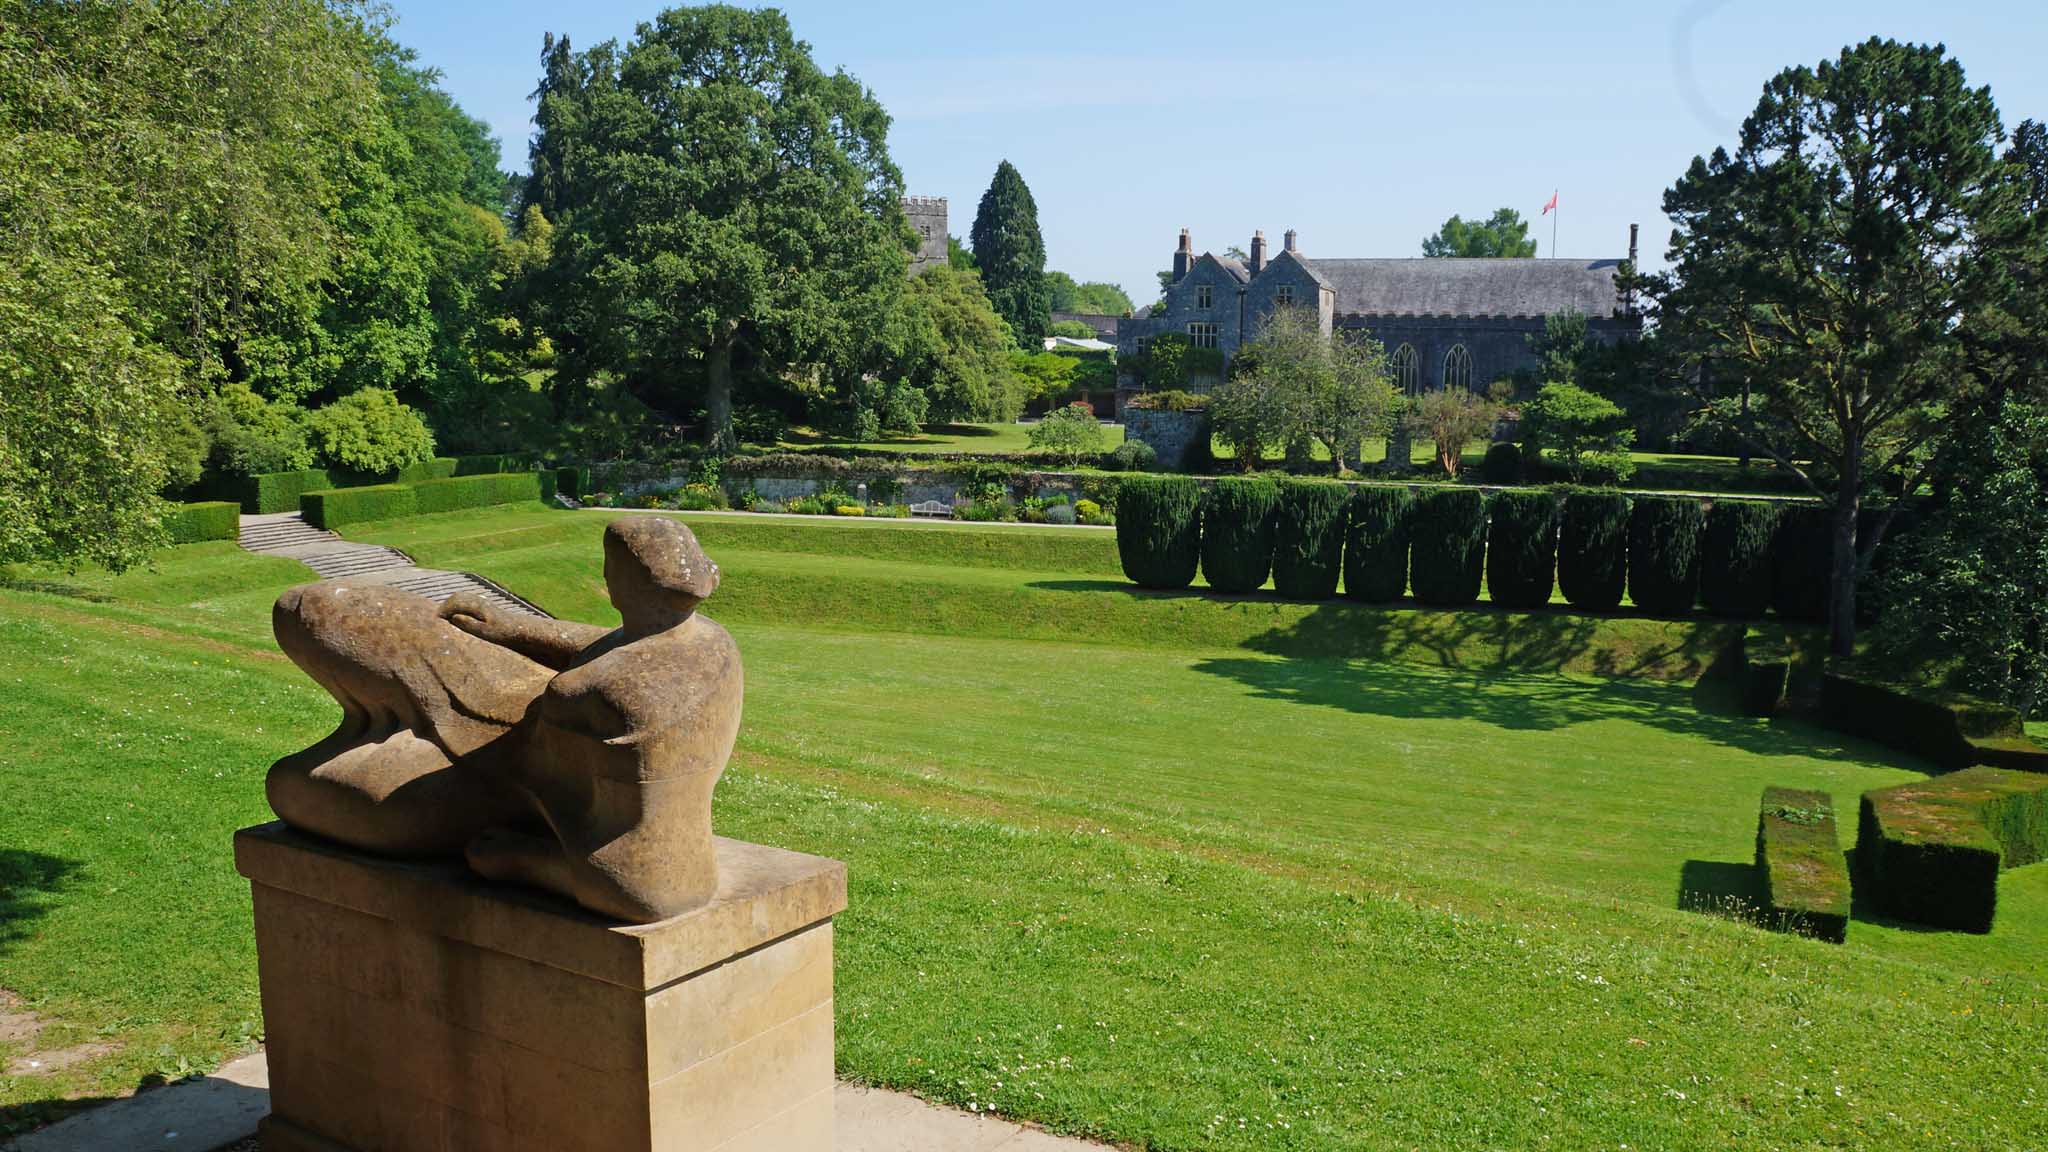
[1391,343,1419,395]
[1442,344,1473,392]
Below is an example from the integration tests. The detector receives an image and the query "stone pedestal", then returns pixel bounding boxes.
[234,822,847,1152]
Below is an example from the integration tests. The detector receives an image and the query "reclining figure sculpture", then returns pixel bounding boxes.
[266,516,742,923]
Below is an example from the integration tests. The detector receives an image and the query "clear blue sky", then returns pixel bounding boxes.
[388,0,2048,304]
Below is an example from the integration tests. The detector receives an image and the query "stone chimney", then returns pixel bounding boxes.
[1172,228,1192,282]
[1627,223,1639,267]
[1249,230,1267,276]
[1283,228,1298,254]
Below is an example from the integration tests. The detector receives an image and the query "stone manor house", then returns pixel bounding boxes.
[1116,226,1643,400]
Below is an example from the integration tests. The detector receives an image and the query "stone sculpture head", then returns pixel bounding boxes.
[604,516,720,633]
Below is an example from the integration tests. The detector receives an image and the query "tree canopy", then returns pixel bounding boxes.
[1422,208,1539,258]
[970,161,1051,343]
[1045,272,1135,315]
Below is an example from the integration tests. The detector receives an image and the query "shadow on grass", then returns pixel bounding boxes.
[1679,858,1762,916]
[0,574,112,603]
[0,849,80,957]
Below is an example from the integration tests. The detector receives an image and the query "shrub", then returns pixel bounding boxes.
[1027,402,1108,461]
[1486,489,1557,610]
[206,382,314,476]
[1700,500,1780,618]
[410,473,543,515]
[1125,389,1207,412]
[1480,441,1522,484]
[1819,672,2048,773]
[1519,382,1635,484]
[1042,502,1077,525]
[1103,439,1158,473]
[1557,491,1629,610]
[452,453,537,476]
[1201,477,1281,594]
[833,504,866,516]
[1343,485,1413,602]
[1405,388,1495,477]
[1410,488,1487,607]
[396,457,459,484]
[302,484,417,529]
[1272,480,1348,600]
[1741,627,1791,716]
[242,469,343,515]
[1771,504,1832,621]
[1857,767,2048,933]
[163,501,239,544]
[1115,475,1202,589]
[303,388,436,475]
[1627,496,1703,615]
[1754,787,1850,943]
[1075,498,1110,525]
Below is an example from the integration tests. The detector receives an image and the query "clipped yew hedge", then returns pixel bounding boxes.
[413,472,544,515]
[1628,496,1703,615]
[1200,477,1281,594]
[1771,504,1831,621]
[1410,488,1487,607]
[1819,672,2048,773]
[303,484,417,529]
[1343,486,1413,603]
[1740,627,1791,716]
[1271,480,1349,600]
[1754,786,1850,943]
[1115,475,1203,589]
[1857,767,2048,933]
[1558,491,1629,611]
[1486,489,1556,610]
[163,501,240,544]
[1701,500,1779,618]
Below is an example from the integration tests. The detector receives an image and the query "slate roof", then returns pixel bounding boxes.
[1204,253,1250,283]
[1303,257,1625,319]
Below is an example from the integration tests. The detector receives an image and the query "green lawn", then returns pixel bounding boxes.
[2,511,2043,1149]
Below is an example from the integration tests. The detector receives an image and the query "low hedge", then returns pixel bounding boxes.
[1485,490,1556,610]
[1200,477,1280,594]
[1739,627,1791,716]
[302,484,417,529]
[1558,491,1629,611]
[1343,486,1413,603]
[1818,672,2048,773]
[1700,500,1779,618]
[1480,442,1522,485]
[1754,786,1850,943]
[245,468,347,515]
[396,457,458,483]
[163,500,240,544]
[1410,488,1487,608]
[452,453,538,476]
[1115,475,1202,589]
[1627,496,1703,615]
[1857,767,2048,933]
[1271,480,1349,600]
[1771,504,1832,621]
[412,472,544,515]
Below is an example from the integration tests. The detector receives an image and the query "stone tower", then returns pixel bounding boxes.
[903,195,948,272]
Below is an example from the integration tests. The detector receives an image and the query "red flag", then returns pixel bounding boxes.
[1541,191,1559,215]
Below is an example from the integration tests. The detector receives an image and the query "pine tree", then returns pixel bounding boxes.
[969,160,1049,343]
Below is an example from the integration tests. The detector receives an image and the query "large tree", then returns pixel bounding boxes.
[1044,271,1135,315]
[1645,38,2022,655]
[969,160,1051,343]
[523,6,912,451]
[1422,208,1538,258]
[1228,307,1397,474]
[881,266,1019,423]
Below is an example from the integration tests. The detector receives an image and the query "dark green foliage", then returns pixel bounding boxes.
[1558,491,1630,610]
[1485,490,1556,610]
[1771,504,1831,621]
[397,457,459,483]
[970,160,1051,342]
[1271,481,1349,601]
[1754,786,1849,943]
[1740,627,1791,716]
[1480,442,1522,484]
[247,469,347,515]
[452,454,537,476]
[1857,767,2048,933]
[1627,496,1703,615]
[411,473,543,515]
[556,466,590,499]
[1343,486,1414,603]
[163,502,239,544]
[1409,488,1487,607]
[1700,500,1780,618]
[1115,475,1202,589]
[1200,478,1280,594]
[302,484,417,529]
[1819,672,2048,772]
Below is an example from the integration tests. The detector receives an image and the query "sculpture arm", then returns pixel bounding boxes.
[441,594,611,670]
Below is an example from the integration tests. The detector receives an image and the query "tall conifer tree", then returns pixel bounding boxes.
[969,160,1050,343]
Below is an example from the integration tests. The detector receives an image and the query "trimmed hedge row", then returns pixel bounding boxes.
[303,484,417,529]
[1819,672,2048,773]
[1558,491,1629,610]
[1273,480,1348,600]
[164,500,240,544]
[1701,500,1778,618]
[413,472,544,515]
[1754,786,1850,943]
[232,455,514,513]
[1116,475,1202,589]
[1857,767,2048,933]
[302,472,543,530]
[1410,489,1487,607]
[1200,477,1280,594]
[1627,496,1703,615]
[1343,486,1413,603]
[1486,490,1555,610]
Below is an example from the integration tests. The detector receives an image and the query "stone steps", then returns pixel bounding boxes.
[237,512,550,619]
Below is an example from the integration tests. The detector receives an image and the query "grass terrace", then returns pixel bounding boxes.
[2,507,2043,1149]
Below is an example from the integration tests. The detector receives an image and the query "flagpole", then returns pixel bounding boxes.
[1552,191,1558,257]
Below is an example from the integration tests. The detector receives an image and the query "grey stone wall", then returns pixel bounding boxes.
[903,196,948,273]
[1122,408,1212,472]
[1338,313,1638,398]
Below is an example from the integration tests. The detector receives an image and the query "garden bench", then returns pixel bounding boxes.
[909,500,952,518]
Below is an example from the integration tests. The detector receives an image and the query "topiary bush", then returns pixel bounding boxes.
[1485,489,1556,609]
[1271,480,1349,600]
[1700,500,1780,618]
[1115,474,1202,589]
[1558,491,1630,610]
[245,468,346,515]
[163,500,239,544]
[1104,439,1158,473]
[1409,488,1487,607]
[1480,441,1523,485]
[1343,485,1414,603]
[411,473,543,515]
[1628,495,1704,615]
[1754,786,1850,943]
[1857,767,2048,933]
[302,484,417,530]
[1200,477,1281,594]
[1771,503,1832,621]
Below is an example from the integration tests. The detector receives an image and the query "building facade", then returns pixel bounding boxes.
[903,196,948,273]
[1117,226,1642,401]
